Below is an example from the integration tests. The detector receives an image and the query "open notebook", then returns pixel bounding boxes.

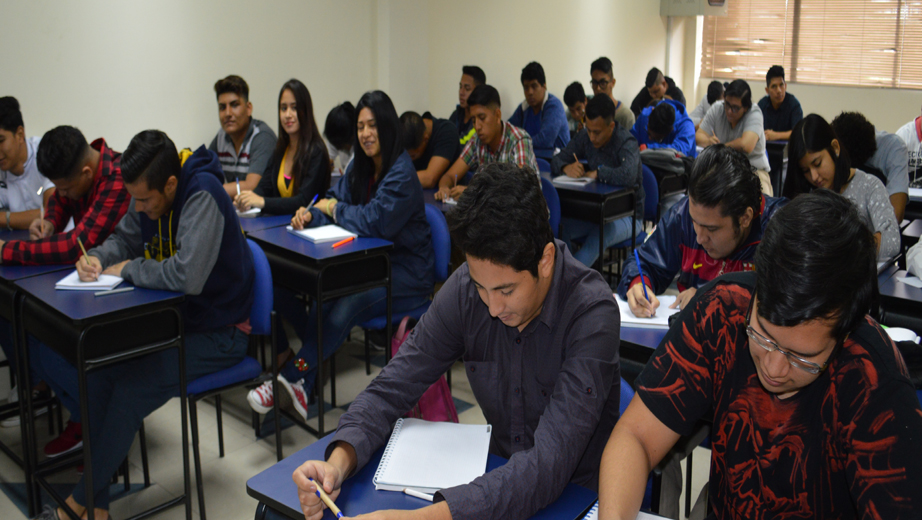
[614,294,681,329]
[55,270,123,291]
[237,207,261,218]
[285,224,356,244]
[373,418,491,494]
[552,175,594,186]
[582,501,666,520]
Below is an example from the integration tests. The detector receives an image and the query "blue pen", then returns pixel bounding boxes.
[306,193,319,212]
[633,249,654,316]
[308,477,344,518]
[235,177,241,196]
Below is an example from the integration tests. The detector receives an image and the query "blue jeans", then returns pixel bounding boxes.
[36,327,249,510]
[560,216,643,267]
[277,287,430,391]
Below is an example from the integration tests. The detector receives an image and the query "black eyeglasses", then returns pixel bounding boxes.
[590,79,611,88]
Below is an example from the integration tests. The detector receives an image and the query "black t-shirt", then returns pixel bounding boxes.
[637,272,922,519]
[630,77,686,116]
[412,117,460,171]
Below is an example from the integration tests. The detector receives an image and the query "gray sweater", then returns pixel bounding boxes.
[841,169,900,261]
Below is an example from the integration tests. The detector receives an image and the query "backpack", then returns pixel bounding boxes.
[390,316,459,423]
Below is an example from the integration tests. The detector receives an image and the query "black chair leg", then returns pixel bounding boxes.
[685,450,694,517]
[330,356,336,408]
[216,394,225,458]
[190,398,208,520]
[446,365,452,390]
[122,458,130,492]
[139,421,150,487]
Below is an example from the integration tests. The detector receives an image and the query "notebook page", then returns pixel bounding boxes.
[614,294,680,328]
[55,270,123,291]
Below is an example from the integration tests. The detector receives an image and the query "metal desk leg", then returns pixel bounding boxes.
[316,283,325,436]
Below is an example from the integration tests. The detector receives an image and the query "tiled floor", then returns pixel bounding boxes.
[0,326,709,520]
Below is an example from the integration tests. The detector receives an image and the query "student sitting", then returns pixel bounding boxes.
[246,90,434,421]
[0,125,130,265]
[234,79,331,215]
[208,75,277,198]
[895,104,922,186]
[688,80,724,128]
[831,111,910,221]
[551,94,643,268]
[564,81,588,138]
[696,79,773,195]
[435,85,539,201]
[448,65,486,147]
[599,191,922,520]
[400,110,460,188]
[288,163,621,520]
[758,65,803,141]
[508,61,570,156]
[783,114,900,261]
[33,130,254,520]
[324,101,355,176]
[0,97,55,229]
[590,57,634,130]
[630,99,697,158]
[629,67,686,117]
[617,145,786,317]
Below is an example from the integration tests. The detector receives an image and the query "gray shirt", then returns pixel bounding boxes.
[841,169,900,260]
[328,241,621,520]
[700,101,770,171]
[867,130,910,197]
[208,118,277,183]
[688,95,711,126]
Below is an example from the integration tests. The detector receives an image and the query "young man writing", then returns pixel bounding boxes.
[290,163,621,520]
[448,65,486,147]
[435,85,538,201]
[629,67,686,117]
[34,130,254,520]
[507,61,570,156]
[599,190,922,519]
[400,111,460,188]
[616,145,786,317]
[0,97,55,230]
[590,57,634,130]
[208,75,277,198]
[757,65,803,142]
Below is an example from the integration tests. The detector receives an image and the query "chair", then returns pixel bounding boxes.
[536,157,551,173]
[540,176,561,238]
[604,165,659,282]
[186,239,282,520]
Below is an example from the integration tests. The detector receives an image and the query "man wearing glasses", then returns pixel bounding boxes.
[590,57,635,130]
[599,190,922,519]
[696,79,773,195]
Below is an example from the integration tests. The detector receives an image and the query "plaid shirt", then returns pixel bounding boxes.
[1,139,130,265]
[461,121,540,175]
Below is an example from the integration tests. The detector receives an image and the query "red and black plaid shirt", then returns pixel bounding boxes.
[1,139,130,265]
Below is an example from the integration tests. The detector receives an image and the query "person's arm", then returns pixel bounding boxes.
[530,97,569,150]
[616,202,687,299]
[223,173,260,199]
[119,191,223,293]
[437,150,473,191]
[251,157,277,198]
[865,177,902,260]
[223,129,277,198]
[508,103,525,128]
[550,133,581,176]
[890,193,908,223]
[263,146,328,215]
[695,104,722,148]
[85,202,143,268]
[725,131,759,154]
[880,134,911,222]
[417,123,460,189]
[417,156,452,189]
[596,132,641,187]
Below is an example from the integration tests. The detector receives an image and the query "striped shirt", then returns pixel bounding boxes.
[460,121,539,175]
[207,118,277,182]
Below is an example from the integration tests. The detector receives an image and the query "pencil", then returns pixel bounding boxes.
[308,478,344,518]
[331,236,355,248]
[77,236,98,281]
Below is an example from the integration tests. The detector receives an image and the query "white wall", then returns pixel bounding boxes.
[1,0,377,151]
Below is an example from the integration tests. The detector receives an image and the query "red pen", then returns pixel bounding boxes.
[331,236,355,248]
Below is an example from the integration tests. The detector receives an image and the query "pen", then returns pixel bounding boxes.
[236,178,241,196]
[305,193,319,212]
[37,186,45,236]
[308,478,344,518]
[331,236,355,248]
[403,488,434,502]
[95,286,134,297]
[634,249,653,316]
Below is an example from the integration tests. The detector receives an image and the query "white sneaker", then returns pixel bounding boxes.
[1,386,50,428]
[246,379,275,415]
[276,374,309,421]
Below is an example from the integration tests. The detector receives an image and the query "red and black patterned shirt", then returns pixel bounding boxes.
[1,139,130,265]
[637,272,922,519]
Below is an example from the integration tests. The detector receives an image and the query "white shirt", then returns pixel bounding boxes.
[896,117,922,185]
[0,136,54,213]
[325,138,354,177]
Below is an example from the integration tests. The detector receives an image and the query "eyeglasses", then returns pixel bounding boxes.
[724,102,744,114]
[590,79,611,88]
[745,292,839,375]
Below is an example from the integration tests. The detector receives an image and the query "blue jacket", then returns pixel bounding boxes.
[509,93,570,154]
[631,99,698,158]
[310,151,435,299]
[616,194,787,299]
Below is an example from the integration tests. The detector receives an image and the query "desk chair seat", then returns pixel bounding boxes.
[606,165,659,282]
[540,176,561,239]
[536,157,551,173]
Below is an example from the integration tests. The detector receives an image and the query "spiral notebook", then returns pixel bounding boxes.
[373,418,492,494]
[285,224,356,243]
[582,501,665,520]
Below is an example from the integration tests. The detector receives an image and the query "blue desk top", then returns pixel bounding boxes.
[620,326,667,351]
[879,270,922,303]
[247,433,596,520]
[15,270,183,321]
[0,263,71,283]
[247,226,392,261]
[540,172,628,196]
[240,214,292,235]
[0,229,31,242]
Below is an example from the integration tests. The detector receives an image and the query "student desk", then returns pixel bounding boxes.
[766,140,788,195]
[14,271,189,520]
[619,326,667,386]
[246,226,394,436]
[878,269,922,334]
[240,214,293,235]
[540,172,637,273]
[422,189,455,214]
[247,433,598,520]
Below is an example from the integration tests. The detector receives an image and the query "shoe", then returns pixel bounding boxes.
[44,420,83,457]
[1,386,51,428]
[32,505,61,520]
[247,379,275,415]
[276,374,309,421]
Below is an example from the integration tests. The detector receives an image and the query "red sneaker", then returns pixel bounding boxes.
[44,420,83,457]
[276,375,309,421]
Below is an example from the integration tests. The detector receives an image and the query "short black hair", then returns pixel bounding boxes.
[784,114,853,198]
[590,57,613,76]
[723,79,753,110]
[461,65,486,86]
[400,111,426,150]
[585,94,615,123]
[0,97,24,133]
[563,82,587,108]
[521,62,546,86]
[213,75,249,102]
[447,162,551,277]
[706,81,724,104]
[688,145,763,227]
[121,130,181,192]
[766,65,785,86]
[645,67,664,89]
[467,84,501,110]
[755,189,876,342]
[830,111,877,167]
[324,101,355,152]
[648,102,676,137]
[36,126,90,181]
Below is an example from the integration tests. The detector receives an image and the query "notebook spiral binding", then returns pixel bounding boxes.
[372,418,406,486]
[582,500,599,520]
